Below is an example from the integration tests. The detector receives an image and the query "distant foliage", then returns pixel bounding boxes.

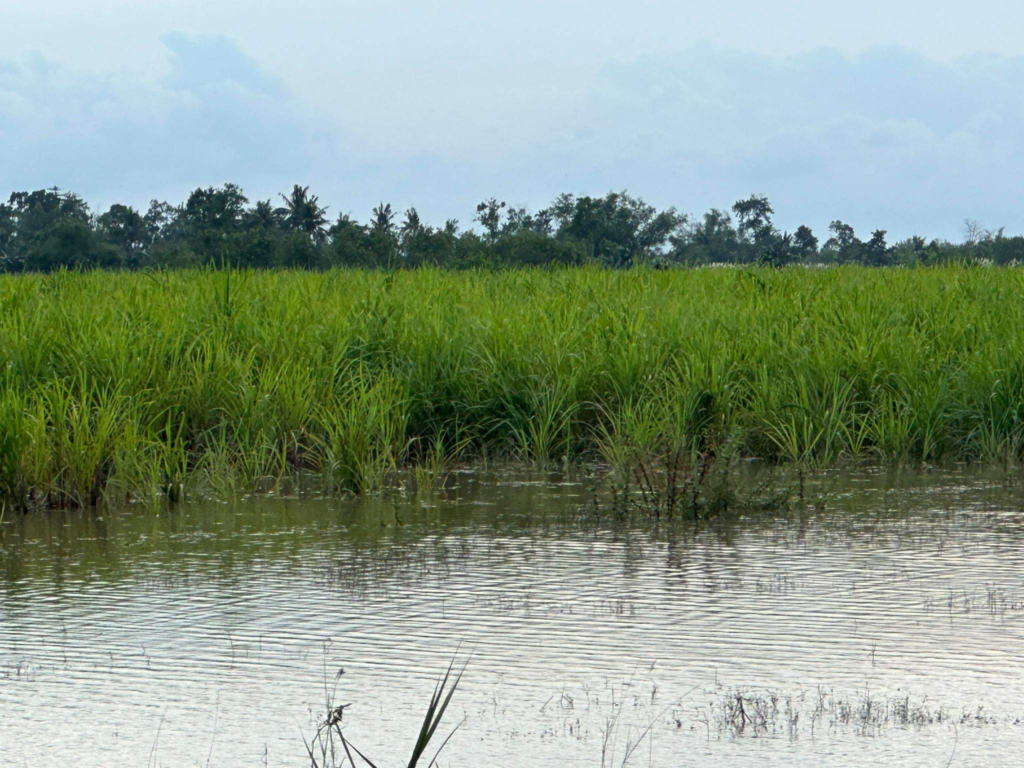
[1,185,1020,272]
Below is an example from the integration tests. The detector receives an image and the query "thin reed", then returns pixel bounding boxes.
[2,265,1024,508]
[305,657,466,768]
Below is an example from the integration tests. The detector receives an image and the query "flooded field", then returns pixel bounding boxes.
[3,468,1024,766]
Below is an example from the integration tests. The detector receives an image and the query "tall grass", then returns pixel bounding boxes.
[2,264,1024,508]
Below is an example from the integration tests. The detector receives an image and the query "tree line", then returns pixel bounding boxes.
[1,185,1022,272]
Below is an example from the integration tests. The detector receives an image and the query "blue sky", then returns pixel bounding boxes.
[2,0,1023,240]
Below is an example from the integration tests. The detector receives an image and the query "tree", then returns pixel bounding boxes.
[278,185,328,243]
[371,203,396,236]
[232,228,279,268]
[732,194,775,243]
[501,206,553,237]
[1,188,94,270]
[963,219,994,248]
[367,203,398,267]
[144,200,182,240]
[401,207,424,239]
[793,225,818,259]
[5,188,90,239]
[245,200,283,231]
[399,207,436,266]
[864,229,890,266]
[23,218,120,271]
[759,232,797,268]
[977,230,1024,266]
[4,182,1021,271]
[825,221,856,249]
[183,184,247,233]
[276,230,322,269]
[493,230,587,267]
[180,184,249,262]
[672,209,739,264]
[823,220,861,263]
[551,191,681,267]
[329,213,371,267]
[474,199,506,242]
[97,204,149,266]
[0,201,15,266]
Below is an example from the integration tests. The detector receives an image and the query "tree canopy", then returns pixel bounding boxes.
[0,185,1015,272]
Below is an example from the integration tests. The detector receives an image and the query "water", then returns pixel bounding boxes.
[3,468,1024,766]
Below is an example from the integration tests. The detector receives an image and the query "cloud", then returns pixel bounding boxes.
[1,38,1023,239]
[0,34,321,209]
[524,45,1024,238]
[159,32,284,98]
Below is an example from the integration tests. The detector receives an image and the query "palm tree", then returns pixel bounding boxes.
[278,185,329,243]
[371,202,396,236]
[246,200,282,231]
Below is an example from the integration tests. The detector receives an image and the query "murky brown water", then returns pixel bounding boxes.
[3,468,1024,766]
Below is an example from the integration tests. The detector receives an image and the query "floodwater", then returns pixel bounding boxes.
[3,468,1024,767]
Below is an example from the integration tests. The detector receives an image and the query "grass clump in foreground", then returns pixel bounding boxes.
[306,658,466,768]
[3,264,1024,510]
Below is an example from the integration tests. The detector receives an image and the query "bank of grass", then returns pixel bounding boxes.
[2,265,1024,508]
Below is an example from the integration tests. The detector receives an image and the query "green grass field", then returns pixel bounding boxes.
[2,265,1024,508]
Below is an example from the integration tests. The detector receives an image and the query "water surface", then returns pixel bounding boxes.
[3,468,1024,766]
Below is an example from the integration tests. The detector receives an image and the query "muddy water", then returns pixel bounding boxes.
[3,468,1024,766]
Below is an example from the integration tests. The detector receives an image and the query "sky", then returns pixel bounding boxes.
[2,0,1024,240]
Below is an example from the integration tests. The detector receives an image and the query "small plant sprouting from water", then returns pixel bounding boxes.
[304,655,468,768]
[702,685,995,739]
[600,427,798,521]
[409,428,471,495]
[628,442,731,521]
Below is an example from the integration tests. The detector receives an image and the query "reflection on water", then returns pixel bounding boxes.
[3,467,1024,766]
